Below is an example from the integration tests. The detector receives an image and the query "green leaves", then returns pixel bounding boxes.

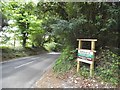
[96,49,119,85]
[1,1,46,47]
[53,46,76,74]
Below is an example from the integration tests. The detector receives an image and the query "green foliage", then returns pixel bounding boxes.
[77,49,119,85]
[1,1,120,86]
[1,46,46,61]
[1,1,46,48]
[0,35,10,44]
[1,2,119,50]
[44,42,57,52]
[77,65,90,78]
[50,16,87,48]
[53,46,76,74]
[0,13,8,31]
[96,49,119,85]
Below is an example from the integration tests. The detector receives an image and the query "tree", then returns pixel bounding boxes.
[40,2,120,50]
[1,1,45,48]
[0,13,8,31]
[14,2,36,47]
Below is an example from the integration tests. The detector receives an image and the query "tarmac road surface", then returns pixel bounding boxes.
[0,52,60,88]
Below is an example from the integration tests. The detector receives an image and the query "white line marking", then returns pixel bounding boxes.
[14,61,34,69]
[47,52,61,54]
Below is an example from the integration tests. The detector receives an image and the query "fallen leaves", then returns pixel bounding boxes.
[36,68,117,88]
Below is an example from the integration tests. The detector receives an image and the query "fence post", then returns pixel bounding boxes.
[90,41,95,77]
[77,40,82,72]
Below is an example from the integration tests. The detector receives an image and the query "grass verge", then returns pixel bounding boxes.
[0,46,47,62]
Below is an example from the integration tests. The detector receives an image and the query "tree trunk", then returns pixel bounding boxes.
[22,33,27,48]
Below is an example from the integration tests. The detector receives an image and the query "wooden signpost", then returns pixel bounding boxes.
[76,39,97,77]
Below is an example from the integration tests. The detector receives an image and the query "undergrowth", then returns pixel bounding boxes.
[78,49,119,86]
[95,49,119,85]
[53,48,119,86]
[53,46,76,74]
[1,46,46,61]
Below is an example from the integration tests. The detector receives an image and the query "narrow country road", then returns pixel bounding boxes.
[0,52,60,88]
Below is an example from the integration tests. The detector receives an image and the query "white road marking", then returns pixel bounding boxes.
[14,61,34,69]
[47,52,61,54]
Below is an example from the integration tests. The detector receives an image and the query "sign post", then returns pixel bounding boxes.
[76,39,97,77]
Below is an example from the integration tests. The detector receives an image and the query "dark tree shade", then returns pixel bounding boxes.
[0,13,8,31]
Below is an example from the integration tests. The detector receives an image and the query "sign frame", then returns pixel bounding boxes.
[76,39,97,77]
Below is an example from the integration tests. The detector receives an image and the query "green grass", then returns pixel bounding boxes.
[0,46,47,62]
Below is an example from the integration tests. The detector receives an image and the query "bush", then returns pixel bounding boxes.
[78,65,90,78]
[1,46,46,61]
[95,49,119,85]
[76,49,119,86]
[53,46,76,74]
[44,42,57,52]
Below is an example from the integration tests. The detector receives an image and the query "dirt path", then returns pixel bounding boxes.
[35,69,73,88]
[35,68,117,88]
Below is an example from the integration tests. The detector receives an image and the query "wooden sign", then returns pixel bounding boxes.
[76,39,97,77]
[77,49,94,64]
[78,49,94,59]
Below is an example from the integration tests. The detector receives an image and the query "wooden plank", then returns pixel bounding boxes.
[78,40,82,49]
[77,39,97,42]
[77,58,93,64]
[91,41,95,50]
[77,60,80,72]
[76,48,96,52]
[90,41,95,77]
[90,62,94,77]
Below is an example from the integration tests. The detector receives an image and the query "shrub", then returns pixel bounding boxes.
[76,49,119,86]
[44,42,57,52]
[78,65,90,78]
[1,46,46,61]
[53,46,76,74]
[95,49,119,85]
